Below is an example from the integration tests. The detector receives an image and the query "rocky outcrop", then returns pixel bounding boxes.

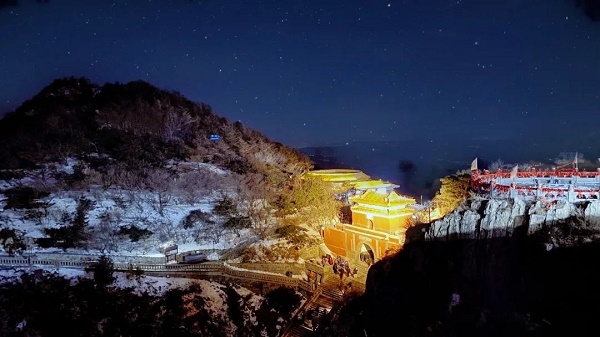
[427,198,600,242]
[480,198,527,237]
[528,199,576,233]
[584,201,600,226]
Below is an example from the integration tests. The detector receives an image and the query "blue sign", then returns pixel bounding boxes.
[210,134,220,141]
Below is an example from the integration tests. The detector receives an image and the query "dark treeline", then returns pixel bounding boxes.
[0,270,302,337]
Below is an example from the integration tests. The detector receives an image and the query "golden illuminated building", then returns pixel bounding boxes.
[301,169,370,183]
[349,190,415,232]
[302,169,398,197]
[307,168,416,266]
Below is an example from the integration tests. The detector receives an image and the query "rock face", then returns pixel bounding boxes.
[480,198,527,237]
[584,201,600,226]
[427,198,600,241]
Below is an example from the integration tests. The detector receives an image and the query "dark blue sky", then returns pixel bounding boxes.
[1,0,599,148]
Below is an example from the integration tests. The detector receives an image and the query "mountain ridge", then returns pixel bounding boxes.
[0,77,311,176]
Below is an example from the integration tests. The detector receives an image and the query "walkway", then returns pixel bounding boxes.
[0,254,300,288]
[281,262,369,337]
[1,252,371,337]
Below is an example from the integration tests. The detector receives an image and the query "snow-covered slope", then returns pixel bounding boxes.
[0,159,255,259]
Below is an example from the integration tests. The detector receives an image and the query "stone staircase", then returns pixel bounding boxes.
[321,286,343,304]
[283,298,330,336]
[282,275,342,337]
[355,263,370,277]
[284,324,312,337]
[281,261,370,337]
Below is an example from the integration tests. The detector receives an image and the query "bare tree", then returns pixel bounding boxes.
[149,219,179,243]
[163,108,193,142]
[176,170,214,205]
[27,163,58,190]
[144,169,175,216]
[93,211,120,252]
[235,172,278,238]
[196,223,223,246]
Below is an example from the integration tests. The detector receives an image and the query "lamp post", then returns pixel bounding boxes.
[424,201,432,223]
[429,204,432,223]
[26,237,32,259]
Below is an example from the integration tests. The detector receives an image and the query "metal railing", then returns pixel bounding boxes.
[0,255,299,287]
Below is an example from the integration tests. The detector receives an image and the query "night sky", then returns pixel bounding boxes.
[1,0,599,150]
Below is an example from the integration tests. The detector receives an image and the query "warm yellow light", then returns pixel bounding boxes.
[302,169,370,182]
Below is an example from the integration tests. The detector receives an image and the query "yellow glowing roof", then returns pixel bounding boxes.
[302,169,370,182]
[350,190,416,207]
[352,179,399,190]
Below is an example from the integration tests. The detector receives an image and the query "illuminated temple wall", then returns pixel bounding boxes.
[323,225,402,260]
[350,211,408,233]
[323,191,416,263]
[349,190,415,235]
[323,226,346,257]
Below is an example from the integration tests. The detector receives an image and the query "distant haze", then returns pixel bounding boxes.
[299,137,600,199]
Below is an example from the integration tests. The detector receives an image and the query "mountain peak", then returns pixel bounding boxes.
[0,77,311,173]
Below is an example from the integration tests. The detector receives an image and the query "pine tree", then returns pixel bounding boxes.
[90,255,115,289]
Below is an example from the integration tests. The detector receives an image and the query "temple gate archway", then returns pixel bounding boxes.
[358,243,375,266]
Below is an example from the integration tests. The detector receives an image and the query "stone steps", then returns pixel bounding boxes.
[283,324,313,337]
[322,288,343,302]
[283,298,329,336]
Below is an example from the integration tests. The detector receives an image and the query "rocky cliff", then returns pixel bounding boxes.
[427,198,600,247]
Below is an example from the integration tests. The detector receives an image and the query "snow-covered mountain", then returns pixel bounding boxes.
[0,78,315,336]
[0,158,245,258]
[0,77,318,261]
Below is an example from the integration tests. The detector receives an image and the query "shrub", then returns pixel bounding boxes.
[3,187,50,209]
[224,158,253,174]
[275,225,312,246]
[118,225,153,242]
[37,224,87,250]
[213,196,236,217]
[84,154,112,171]
[263,287,302,317]
[64,162,88,187]
[182,209,212,229]
[223,216,252,234]
[0,170,25,180]
[0,228,26,252]
[24,208,45,223]
[241,247,258,262]
[96,129,188,169]
[255,286,303,336]
[86,255,115,289]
